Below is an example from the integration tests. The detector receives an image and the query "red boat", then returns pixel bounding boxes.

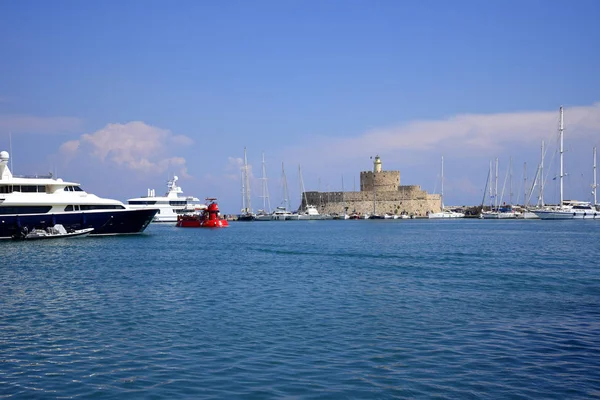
[176,198,229,228]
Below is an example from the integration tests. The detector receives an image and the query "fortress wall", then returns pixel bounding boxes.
[304,190,442,217]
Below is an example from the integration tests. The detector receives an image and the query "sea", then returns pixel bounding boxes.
[1,219,600,399]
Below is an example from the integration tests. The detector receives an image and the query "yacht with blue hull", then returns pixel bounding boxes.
[0,151,158,239]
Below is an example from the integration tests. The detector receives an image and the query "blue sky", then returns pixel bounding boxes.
[1,0,599,213]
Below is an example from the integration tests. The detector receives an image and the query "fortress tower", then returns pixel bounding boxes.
[360,155,400,192]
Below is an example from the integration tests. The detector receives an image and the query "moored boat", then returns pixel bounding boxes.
[0,151,157,239]
[127,176,205,223]
[12,224,94,240]
[176,198,229,228]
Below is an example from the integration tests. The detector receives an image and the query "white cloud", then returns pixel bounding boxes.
[289,103,600,163]
[0,114,83,134]
[224,155,255,183]
[60,121,193,177]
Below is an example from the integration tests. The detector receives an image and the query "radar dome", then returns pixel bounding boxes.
[0,151,8,162]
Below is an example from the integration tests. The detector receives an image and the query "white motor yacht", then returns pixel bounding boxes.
[0,151,157,239]
[127,176,205,222]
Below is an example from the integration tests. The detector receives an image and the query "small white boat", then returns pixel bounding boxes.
[13,224,94,240]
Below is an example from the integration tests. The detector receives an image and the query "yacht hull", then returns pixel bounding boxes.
[0,208,158,239]
[533,210,574,220]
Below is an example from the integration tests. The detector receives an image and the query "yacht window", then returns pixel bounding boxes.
[169,201,187,206]
[21,185,39,193]
[65,205,74,211]
[0,205,52,215]
[73,186,83,192]
[128,200,157,205]
[79,204,126,210]
[0,185,10,194]
[12,185,21,192]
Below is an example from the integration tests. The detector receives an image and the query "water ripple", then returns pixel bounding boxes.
[1,221,600,398]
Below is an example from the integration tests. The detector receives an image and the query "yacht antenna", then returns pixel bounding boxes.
[9,131,13,172]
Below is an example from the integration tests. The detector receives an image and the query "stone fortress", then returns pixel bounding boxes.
[302,156,442,217]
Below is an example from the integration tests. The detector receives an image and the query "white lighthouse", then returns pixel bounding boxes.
[373,155,382,173]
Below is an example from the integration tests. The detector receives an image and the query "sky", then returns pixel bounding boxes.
[1,0,599,213]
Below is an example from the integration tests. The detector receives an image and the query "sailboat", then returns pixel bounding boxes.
[255,153,273,221]
[428,156,465,219]
[533,106,598,219]
[271,162,294,221]
[238,147,256,221]
[480,157,518,219]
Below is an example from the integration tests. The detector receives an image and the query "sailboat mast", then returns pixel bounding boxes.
[523,162,527,206]
[509,157,513,206]
[593,146,597,206]
[540,140,545,207]
[440,156,444,209]
[298,165,308,211]
[242,147,252,212]
[281,162,289,211]
[260,152,270,213]
[240,168,246,212]
[494,157,499,209]
[559,106,564,206]
[488,160,493,208]
[341,175,346,214]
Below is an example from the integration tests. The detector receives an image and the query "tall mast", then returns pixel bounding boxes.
[559,106,564,206]
[298,164,308,210]
[242,147,252,213]
[260,152,270,213]
[281,162,290,210]
[494,157,499,209]
[488,160,493,208]
[540,140,545,207]
[509,157,513,206]
[240,168,246,212]
[481,162,491,208]
[523,162,527,206]
[440,156,444,209]
[593,146,597,206]
[341,175,346,214]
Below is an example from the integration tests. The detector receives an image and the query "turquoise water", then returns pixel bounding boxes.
[2,220,600,399]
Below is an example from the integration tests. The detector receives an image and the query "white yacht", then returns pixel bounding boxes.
[430,209,466,218]
[271,206,294,221]
[0,151,157,239]
[480,206,519,219]
[535,200,598,220]
[127,176,205,222]
[296,204,331,220]
[534,107,599,220]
